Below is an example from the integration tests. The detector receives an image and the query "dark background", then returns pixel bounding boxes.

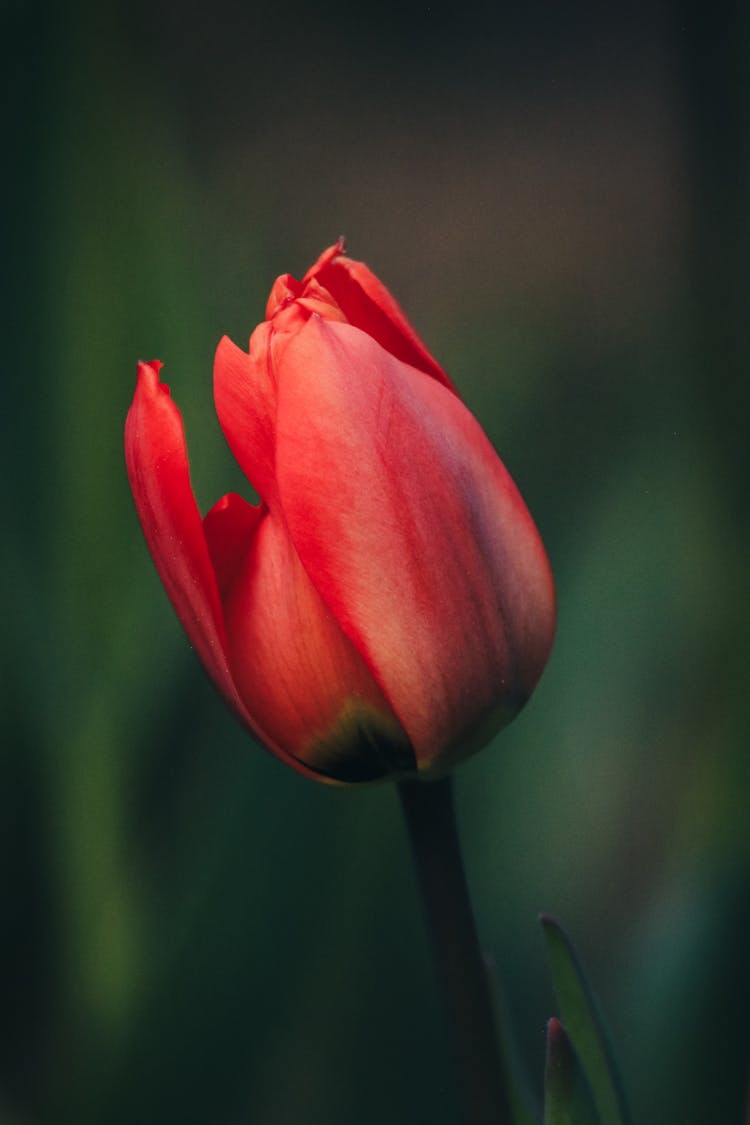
[3,1,749,1122]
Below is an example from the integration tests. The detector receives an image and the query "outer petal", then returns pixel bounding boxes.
[274,319,556,769]
[220,505,415,782]
[125,362,324,783]
[303,243,458,394]
[125,361,234,687]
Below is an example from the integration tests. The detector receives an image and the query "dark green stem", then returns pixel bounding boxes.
[399,775,511,1125]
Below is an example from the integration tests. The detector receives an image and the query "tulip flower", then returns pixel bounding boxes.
[125,241,555,784]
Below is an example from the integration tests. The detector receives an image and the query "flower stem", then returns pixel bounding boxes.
[399,775,511,1125]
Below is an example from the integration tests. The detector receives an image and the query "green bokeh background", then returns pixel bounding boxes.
[4,2,749,1122]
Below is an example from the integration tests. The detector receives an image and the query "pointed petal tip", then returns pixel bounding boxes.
[302,241,348,285]
[300,247,456,390]
[214,333,240,363]
[135,359,169,397]
[137,358,163,377]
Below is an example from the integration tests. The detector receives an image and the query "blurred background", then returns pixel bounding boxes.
[3,0,749,1122]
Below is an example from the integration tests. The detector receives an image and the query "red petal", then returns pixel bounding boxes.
[303,244,458,394]
[203,492,263,597]
[125,362,326,783]
[213,329,279,508]
[125,362,234,682]
[265,272,303,319]
[222,507,414,782]
[274,319,556,769]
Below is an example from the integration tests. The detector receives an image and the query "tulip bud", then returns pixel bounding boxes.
[125,242,555,783]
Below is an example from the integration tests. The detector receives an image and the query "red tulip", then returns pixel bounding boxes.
[125,242,555,783]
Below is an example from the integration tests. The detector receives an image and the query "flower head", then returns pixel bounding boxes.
[125,242,555,783]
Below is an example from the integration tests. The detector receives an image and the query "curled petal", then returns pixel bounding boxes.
[303,243,458,393]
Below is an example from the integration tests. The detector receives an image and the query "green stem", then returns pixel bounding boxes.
[399,775,511,1125]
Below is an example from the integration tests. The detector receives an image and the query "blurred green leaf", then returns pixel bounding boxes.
[544,1018,601,1125]
[484,955,540,1125]
[540,916,630,1125]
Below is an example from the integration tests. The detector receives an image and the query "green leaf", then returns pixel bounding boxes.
[544,1018,601,1125]
[540,915,631,1125]
[484,955,541,1125]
